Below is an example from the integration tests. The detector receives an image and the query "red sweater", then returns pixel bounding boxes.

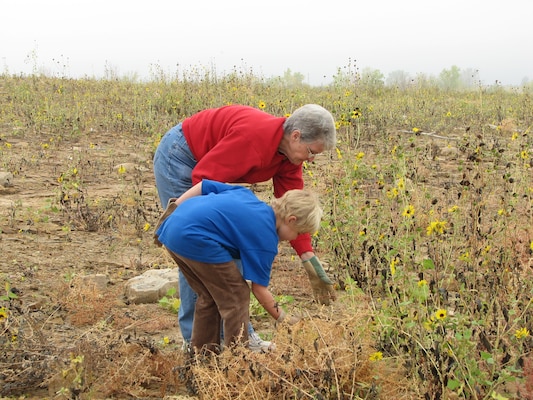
[182,105,312,255]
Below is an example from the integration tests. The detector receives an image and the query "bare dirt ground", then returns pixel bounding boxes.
[0,131,327,398]
[4,126,529,399]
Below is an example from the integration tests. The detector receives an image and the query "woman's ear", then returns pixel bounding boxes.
[291,129,301,141]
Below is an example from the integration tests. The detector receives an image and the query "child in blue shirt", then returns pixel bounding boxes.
[155,179,322,354]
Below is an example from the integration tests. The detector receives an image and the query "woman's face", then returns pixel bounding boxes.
[280,130,324,165]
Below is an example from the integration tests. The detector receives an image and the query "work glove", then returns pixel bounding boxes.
[302,256,336,305]
[276,309,301,326]
[153,198,178,247]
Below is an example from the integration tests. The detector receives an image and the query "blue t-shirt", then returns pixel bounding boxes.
[156,179,278,287]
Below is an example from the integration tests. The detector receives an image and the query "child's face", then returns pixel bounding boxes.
[277,215,300,241]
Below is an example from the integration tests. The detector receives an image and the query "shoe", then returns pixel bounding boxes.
[248,331,275,352]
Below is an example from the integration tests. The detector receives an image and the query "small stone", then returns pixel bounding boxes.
[80,274,109,291]
[27,294,48,310]
[0,171,14,187]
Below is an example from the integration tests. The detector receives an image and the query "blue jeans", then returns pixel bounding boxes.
[153,123,254,342]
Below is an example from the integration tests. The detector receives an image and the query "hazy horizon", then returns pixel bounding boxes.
[2,0,531,86]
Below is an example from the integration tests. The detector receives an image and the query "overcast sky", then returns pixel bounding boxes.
[2,0,531,86]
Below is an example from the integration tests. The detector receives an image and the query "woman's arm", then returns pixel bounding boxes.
[173,181,203,206]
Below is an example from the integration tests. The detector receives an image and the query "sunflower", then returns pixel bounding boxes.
[515,327,530,339]
[427,220,447,236]
[402,205,415,218]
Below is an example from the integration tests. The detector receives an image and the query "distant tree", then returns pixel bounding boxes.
[460,68,480,88]
[360,67,384,90]
[281,68,306,86]
[439,65,462,90]
[386,70,412,89]
[412,73,438,89]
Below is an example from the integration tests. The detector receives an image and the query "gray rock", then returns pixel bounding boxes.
[0,172,13,187]
[124,268,179,304]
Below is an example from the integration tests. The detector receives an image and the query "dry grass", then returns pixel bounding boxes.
[1,276,417,399]
[1,73,532,399]
[186,300,417,399]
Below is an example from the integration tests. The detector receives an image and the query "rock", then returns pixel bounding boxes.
[439,145,459,159]
[114,162,150,181]
[45,316,65,325]
[80,274,109,291]
[124,268,179,304]
[0,171,13,187]
[114,162,149,173]
[26,294,49,310]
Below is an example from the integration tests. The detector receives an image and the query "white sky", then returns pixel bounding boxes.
[2,0,532,86]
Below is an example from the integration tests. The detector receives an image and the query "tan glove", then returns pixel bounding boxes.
[153,198,178,247]
[276,309,300,326]
[302,256,336,305]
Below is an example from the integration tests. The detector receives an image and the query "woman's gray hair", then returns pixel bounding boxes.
[283,104,337,150]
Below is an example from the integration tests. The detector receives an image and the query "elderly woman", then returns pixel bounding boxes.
[153,104,337,351]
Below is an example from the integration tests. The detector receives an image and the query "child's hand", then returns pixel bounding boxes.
[276,310,300,326]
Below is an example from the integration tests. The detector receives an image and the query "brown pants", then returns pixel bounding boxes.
[166,251,250,353]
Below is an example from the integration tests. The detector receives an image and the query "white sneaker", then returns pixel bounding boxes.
[248,331,275,352]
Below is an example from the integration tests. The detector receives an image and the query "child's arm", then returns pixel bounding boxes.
[251,282,283,320]
[252,283,300,324]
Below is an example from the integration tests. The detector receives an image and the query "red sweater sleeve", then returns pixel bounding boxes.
[290,233,314,256]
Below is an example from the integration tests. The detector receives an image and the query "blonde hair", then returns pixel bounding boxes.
[271,190,323,234]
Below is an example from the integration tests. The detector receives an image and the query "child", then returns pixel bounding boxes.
[154,179,322,354]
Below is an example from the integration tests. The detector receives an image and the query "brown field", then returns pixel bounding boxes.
[0,128,409,398]
[1,76,532,399]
